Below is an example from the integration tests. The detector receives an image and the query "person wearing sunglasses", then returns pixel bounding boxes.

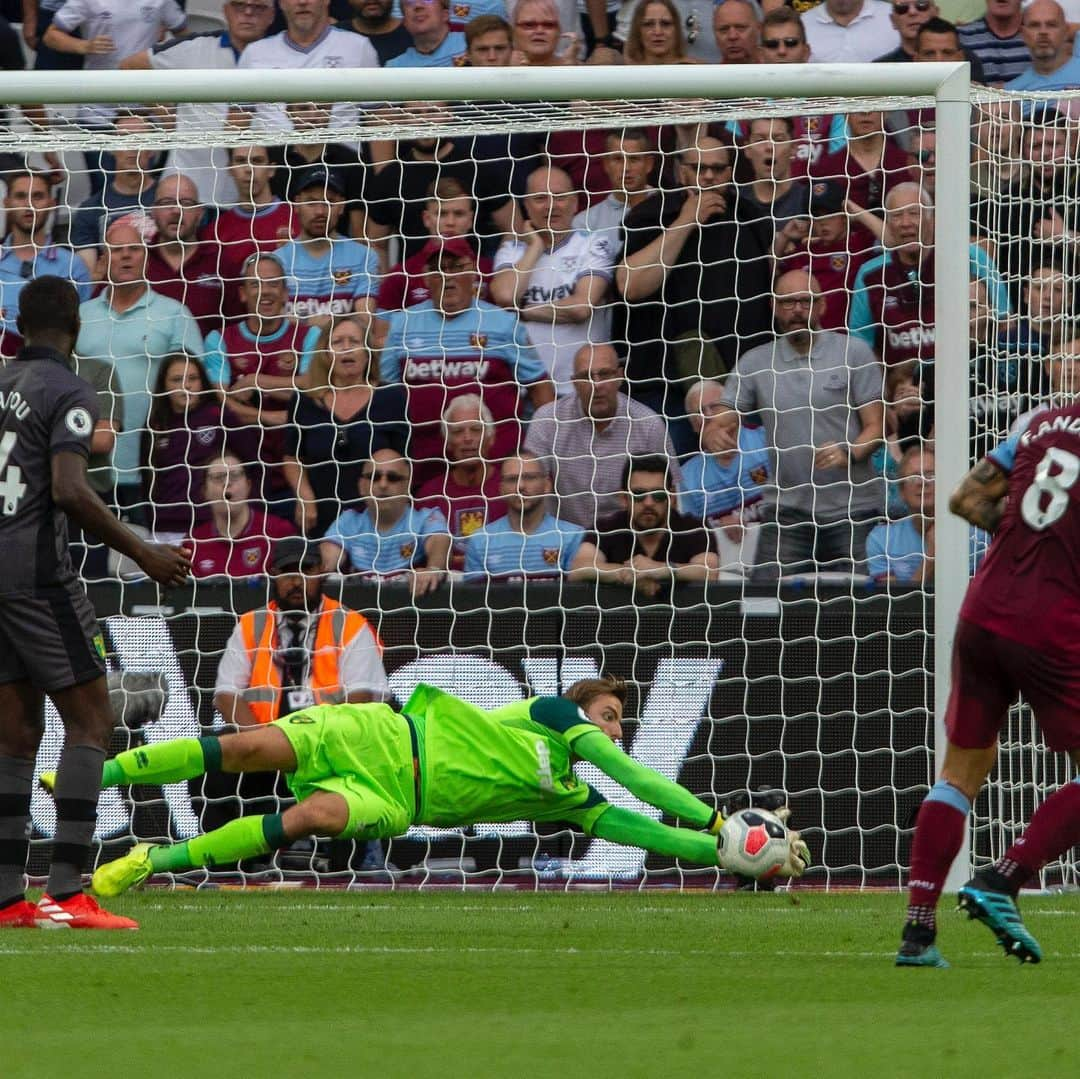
[874,0,937,61]
[512,0,577,64]
[588,454,719,597]
[753,12,836,173]
[757,8,810,64]
[801,0,900,64]
[320,448,452,596]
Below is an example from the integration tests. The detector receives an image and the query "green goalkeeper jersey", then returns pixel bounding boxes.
[404,685,717,834]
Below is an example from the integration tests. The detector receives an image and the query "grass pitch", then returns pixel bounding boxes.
[2,890,1077,1078]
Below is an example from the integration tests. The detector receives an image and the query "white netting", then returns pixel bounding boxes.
[7,66,1073,891]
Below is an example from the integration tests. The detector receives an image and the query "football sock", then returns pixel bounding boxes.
[101,736,221,788]
[0,756,34,906]
[46,744,106,901]
[905,780,970,933]
[149,813,287,873]
[590,806,721,866]
[991,777,1080,895]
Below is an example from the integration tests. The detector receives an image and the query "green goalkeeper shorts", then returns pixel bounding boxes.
[273,703,416,841]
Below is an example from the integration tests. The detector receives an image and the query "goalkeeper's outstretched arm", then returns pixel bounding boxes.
[571,729,722,833]
[581,805,721,866]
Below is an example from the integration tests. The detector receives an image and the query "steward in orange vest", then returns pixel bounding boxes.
[237,594,380,724]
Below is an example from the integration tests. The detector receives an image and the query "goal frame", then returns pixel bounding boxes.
[0,61,973,886]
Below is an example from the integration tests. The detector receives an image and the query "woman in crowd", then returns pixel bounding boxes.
[141,353,224,541]
[283,314,409,538]
[623,0,694,65]
[511,0,577,65]
[188,452,296,579]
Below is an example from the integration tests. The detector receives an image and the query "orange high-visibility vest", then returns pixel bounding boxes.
[238,597,380,724]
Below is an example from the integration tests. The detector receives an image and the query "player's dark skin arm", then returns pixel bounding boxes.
[949,457,1010,534]
[52,451,190,585]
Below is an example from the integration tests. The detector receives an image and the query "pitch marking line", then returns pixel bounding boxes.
[4,942,1080,960]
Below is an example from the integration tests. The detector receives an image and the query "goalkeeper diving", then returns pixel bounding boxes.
[62,676,809,895]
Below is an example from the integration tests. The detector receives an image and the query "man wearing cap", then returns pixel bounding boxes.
[379,238,554,488]
[214,534,391,729]
[376,177,493,311]
[273,165,380,327]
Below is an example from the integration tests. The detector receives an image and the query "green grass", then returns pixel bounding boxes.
[2,890,1077,1078]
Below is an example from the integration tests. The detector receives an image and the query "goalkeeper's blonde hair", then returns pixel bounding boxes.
[564,675,627,711]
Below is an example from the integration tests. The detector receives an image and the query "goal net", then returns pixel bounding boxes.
[11,63,1073,891]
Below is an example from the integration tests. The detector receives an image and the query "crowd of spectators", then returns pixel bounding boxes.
[0,0,1073,592]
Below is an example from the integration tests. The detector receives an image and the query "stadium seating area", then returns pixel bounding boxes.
[2,0,1073,588]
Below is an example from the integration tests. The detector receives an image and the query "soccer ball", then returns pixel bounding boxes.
[718,808,789,880]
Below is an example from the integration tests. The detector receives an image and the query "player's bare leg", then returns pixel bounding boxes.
[0,681,47,928]
[896,741,997,968]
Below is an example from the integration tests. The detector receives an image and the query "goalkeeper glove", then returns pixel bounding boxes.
[780,830,811,878]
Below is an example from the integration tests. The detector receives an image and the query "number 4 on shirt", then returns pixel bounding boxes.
[0,431,27,516]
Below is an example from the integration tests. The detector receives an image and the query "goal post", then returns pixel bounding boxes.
[3,61,992,889]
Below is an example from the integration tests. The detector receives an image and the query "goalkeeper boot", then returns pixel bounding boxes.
[35,893,138,930]
[895,922,949,968]
[38,771,56,797]
[0,898,40,929]
[957,872,1042,964]
[92,843,156,899]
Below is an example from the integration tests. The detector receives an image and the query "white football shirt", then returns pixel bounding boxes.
[52,0,186,126]
[238,26,379,134]
[149,30,244,206]
[493,229,614,395]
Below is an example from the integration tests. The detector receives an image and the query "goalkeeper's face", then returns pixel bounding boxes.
[584,693,624,742]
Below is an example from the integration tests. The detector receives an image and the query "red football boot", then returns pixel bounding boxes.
[35,893,139,930]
